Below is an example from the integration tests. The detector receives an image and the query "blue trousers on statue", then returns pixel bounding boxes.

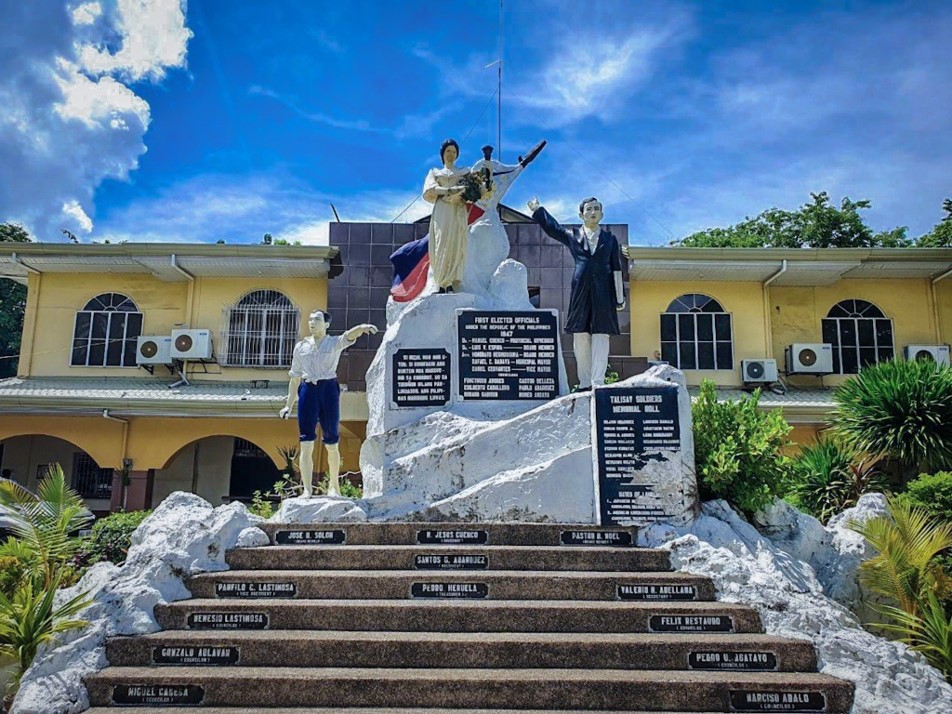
[297,379,340,444]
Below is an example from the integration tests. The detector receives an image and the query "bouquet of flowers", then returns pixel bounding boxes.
[459,167,493,203]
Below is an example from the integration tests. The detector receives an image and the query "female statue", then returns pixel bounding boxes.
[422,139,470,293]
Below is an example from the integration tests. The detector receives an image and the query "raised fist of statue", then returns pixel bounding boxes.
[527,197,541,213]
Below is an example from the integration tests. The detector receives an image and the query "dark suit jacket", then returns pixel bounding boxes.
[532,207,622,335]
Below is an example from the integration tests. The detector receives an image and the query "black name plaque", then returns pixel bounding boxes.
[186,612,268,630]
[617,583,697,601]
[215,582,296,598]
[458,311,559,400]
[414,554,489,570]
[152,645,240,666]
[689,651,777,671]
[112,684,204,706]
[649,614,734,633]
[274,529,346,545]
[411,582,489,599]
[392,348,451,407]
[729,690,826,712]
[417,529,488,545]
[560,530,632,546]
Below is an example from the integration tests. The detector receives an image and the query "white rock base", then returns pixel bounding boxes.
[641,498,952,714]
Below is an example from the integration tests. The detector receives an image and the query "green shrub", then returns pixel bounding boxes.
[692,380,794,515]
[78,510,151,566]
[832,359,952,473]
[791,437,886,523]
[900,472,952,523]
[248,491,274,519]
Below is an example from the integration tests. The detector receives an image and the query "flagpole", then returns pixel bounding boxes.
[498,0,503,160]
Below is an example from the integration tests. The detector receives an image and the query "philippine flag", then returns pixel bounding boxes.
[389,203,485,302]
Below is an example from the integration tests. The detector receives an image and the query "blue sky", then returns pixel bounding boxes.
[2,0,950,245]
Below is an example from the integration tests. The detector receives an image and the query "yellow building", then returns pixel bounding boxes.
[1,239,950,514]
[0,243,368,515]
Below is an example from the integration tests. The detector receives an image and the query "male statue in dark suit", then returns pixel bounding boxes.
[527,196,626,390]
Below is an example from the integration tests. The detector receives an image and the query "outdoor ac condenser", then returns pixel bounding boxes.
[170,328,213,360]
[741,359,778,384]
[904,344,951,367]
[785,343,834,375]
[136,335,173,365]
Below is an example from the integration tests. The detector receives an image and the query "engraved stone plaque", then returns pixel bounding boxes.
[215,582,296,598]
[417,529,489,545]
[274,529,346,545]
[560,530,632,546]
[414,554,489,570]
[112,684,204,706]
[617,583,698,601]
[152,645,240,666]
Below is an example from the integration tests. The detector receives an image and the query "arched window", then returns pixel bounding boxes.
[222,290,300,367]
[822,299,894,374]
[660,293,733,370]
[71,293,143,367]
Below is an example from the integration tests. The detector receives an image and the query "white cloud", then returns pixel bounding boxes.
[70,2,102,26]
[248,85,384,133]
[94,172,431,244]
[76,0,191,82]
[62,200,93,232]
[0,0,191,240]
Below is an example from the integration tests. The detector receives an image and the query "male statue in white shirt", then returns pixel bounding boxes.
[279,310,377,497]
[527,196,626,390]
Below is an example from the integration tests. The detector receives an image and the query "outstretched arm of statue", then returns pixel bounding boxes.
[342,323,379,344]
[528,197,573,248]
[279,377,301,419]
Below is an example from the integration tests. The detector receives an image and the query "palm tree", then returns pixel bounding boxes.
[850,497,952,619]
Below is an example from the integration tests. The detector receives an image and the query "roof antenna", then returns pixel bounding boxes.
[330,203,341,222]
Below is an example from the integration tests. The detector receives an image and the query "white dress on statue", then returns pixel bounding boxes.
[423,166,470,289]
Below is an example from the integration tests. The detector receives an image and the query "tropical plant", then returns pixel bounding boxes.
[850,497,952,618]
[791,437,887,522]
[317,473,363,499]
[76,510,151,567]
[0,572,90,697]
[692,380,794,515]
[832,359,952,475]
[248,490,274,519]
[0,465,93,700]
[877,591,952,682]
[900,472,952,523]
[0,465,92,588]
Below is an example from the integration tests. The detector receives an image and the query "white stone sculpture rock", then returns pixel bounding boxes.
[270,495,368,524]
[11,493,261,714]
[641,498,952,714]
[362,364,697,524]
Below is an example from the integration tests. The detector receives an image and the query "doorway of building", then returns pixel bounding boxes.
[229,438,280,501]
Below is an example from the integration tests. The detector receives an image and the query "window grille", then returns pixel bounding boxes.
[71,452,113,499]
[233,438,267,459]
[71,293,143,367]
[822,299,894,374]
[660,293,733,370]
[220,290,299,367]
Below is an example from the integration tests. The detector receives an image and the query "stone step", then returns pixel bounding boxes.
[85,667,854,711]
[188,570,714,601]
[154,599,762,633]
[86,709,707,713]
[226,544,672,572]
[107,631,817,671]
[259,522,643,548]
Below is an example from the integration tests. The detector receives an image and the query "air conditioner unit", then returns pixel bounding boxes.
[170,328,213,360]
[741,359,778,384]
[785,343,834,375]
[904,344,951,367]
[136,336,173,365]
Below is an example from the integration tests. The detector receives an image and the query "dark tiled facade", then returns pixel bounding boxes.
[328,216,646,392]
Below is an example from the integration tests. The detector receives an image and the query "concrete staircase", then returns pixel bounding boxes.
[85,523,854,712]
